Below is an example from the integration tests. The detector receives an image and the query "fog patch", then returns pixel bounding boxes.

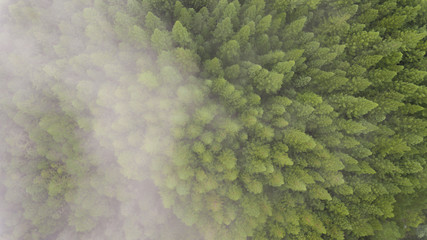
[0,0,202,239]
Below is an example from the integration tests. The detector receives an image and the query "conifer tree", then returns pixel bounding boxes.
[1,0,427,239]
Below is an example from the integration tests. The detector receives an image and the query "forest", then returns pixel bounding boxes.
[0,0,426,239]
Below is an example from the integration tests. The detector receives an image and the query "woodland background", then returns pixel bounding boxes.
[0,0,426,239]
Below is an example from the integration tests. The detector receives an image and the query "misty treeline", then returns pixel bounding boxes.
[0,0,426,239]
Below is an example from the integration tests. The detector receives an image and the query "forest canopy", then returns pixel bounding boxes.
[0,0,426,239]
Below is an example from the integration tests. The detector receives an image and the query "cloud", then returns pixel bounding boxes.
[0,0,202,239]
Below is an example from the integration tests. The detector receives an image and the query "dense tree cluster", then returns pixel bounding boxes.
[0,0,426,240]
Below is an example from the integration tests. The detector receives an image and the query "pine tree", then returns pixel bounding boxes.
[172,21,192,47]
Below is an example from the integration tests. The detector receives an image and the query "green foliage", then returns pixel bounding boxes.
[329,95,379,118]
[219,40,240,64]
[172,21,192,47]
[1,0,427,240]
[248,64,284,94]
[284,129,317,152]
[151,29,172,52]
[214,17,234,43]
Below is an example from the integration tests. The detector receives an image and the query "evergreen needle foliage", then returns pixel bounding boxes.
[0,0,426,239]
